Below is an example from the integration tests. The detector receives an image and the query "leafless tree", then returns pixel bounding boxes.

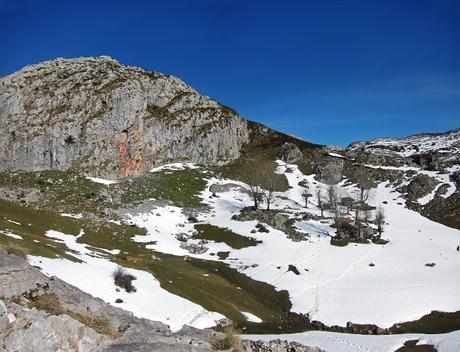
[327,185,342,237]
[243,164,263,210]
[316,188,325,217]
[341,196,354,214]
[243,160,282,210]
[375,207,385,236]
[301,188,312,208]
[261,171,281,210]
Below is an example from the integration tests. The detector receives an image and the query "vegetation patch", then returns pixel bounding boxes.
[193,224,260,249]
[113,266,137,292]
[390,310,460,334]
[212,325,242,351]
[116,168,208,208]
[330,237,349,247]
[0,241,27,258]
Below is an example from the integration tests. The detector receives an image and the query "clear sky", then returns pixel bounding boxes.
[1,0,459,146]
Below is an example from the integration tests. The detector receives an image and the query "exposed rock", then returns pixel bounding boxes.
[402,174,438,201]
[209,182,247,194]
[241,339,324,352]
[235,209,309,241]
[175,232,191,242]
[180,242,208,254]
[314,159,344,185]
[451,171,460,187]
[0,56,249,178]
[0,300,8,332]
[280,142,304,163]
[2,307,110,352]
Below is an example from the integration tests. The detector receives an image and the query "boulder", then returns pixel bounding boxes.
[280,142,304,163]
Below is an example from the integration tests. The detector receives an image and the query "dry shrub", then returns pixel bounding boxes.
[1,242,27,258]
[212,325,242,351]
[113,266,137,292]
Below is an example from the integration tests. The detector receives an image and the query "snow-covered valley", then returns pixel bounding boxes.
[2,158,458,343]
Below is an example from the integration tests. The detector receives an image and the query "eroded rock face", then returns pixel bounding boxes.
[0,56,249,178]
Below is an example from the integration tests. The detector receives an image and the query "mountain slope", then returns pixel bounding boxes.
[0,56,248,178]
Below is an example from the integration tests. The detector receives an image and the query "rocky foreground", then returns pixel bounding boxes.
[0,249,322,352]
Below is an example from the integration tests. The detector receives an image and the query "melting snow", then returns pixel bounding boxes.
[0,230,23,240]
[28,229,224,331]
[86,176,118,185]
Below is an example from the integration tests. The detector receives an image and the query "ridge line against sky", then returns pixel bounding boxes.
[1,0,459,146]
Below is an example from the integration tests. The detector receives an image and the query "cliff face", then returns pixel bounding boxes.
[0,56,248,178]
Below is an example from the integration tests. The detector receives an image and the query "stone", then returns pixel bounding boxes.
[241,339,324,352]
[180,242,208,254]
[0,300,8,332]
[280,142,304,163]
[2,308,110,352]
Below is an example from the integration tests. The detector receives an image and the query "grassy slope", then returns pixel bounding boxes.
[0,167,309,333]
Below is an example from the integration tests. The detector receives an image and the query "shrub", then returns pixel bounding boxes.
[29,293,63,315]
[212,325,242,351]
[113,266,137,292]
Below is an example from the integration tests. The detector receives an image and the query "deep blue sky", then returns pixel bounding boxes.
[1,0,459,146]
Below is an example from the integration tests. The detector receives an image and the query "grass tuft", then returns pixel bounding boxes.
[113,266,137,292]
[212,325,242,351]
[0,242,27,258]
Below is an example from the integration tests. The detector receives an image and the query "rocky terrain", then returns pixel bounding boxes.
[0,57,459,351]
[0,249,322,352]
[0,56,248,178]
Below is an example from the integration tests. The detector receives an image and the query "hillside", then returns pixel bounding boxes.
[0,58,459,351]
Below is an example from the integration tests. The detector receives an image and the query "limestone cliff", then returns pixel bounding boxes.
[0,56,248,178]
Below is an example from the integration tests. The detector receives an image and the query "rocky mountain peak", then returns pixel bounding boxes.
[0,56,249,178]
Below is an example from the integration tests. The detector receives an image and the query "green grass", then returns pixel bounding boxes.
[115,167,208,208]
[330,237,349,247]
[193,224,261,249]
[0,198,145,260]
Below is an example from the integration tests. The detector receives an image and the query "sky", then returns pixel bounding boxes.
[1,0,459,146]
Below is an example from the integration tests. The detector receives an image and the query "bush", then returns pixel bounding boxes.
[113,266,137,292]
[212,325,242,351]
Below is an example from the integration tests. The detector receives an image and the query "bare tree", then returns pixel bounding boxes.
[316,188,325,217]
[301,188,312,208]
[351,170,372,240]
[243,164,263,210]
[375,207,385,237]
[341,196,354,214]
[327,185,342,237]
[261,170,281,210]
[243,160,282,211]
[353,189,370,240]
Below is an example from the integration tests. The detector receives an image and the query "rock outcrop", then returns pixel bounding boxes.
[0,250,323,352]
[0,56,249,178]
